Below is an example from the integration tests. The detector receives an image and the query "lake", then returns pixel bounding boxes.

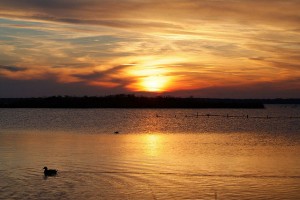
[0,105,299,199]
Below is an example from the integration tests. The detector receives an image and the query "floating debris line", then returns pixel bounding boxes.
[155,113,300,119]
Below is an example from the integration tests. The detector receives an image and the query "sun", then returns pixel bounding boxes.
[140,75,169,92]
[125,64,173,92]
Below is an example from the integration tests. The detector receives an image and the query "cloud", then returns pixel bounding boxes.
[1,0,299,29]
[166,78,300,99]
[71,64,135,88]
[269,61,300,71]
[0,0,299,98]
[0,75,128,98]
[0,65,26,72]
[73,65,124,80]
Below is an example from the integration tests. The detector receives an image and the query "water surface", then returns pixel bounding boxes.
[0,105,299,199]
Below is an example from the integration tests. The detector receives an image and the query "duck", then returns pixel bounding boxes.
[43,166,58,176]
[114,131,119,134]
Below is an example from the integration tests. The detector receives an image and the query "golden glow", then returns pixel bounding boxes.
[140,75,169,92]
[144,134,161,157]
[125,56,184,92]
[146,134,160,145]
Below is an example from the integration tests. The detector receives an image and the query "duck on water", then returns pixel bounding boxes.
[43,167,58,176]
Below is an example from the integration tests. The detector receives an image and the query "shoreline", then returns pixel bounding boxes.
[0,95,266,109]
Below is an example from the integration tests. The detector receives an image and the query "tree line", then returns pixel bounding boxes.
[0,94,268,108]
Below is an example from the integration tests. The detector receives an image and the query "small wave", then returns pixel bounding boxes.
[61,171,300,179]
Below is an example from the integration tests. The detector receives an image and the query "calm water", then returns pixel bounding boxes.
[0,105,299,199]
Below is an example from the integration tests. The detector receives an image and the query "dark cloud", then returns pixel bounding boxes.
[249,57,268,61]
[51,63,93,69]
[0,65,26,72]
[71,65,135,89]
[166,78,300,99]
[0,76,128,98]
[0,0,84,10]
[73,65,129,80]
[73,71,105,80]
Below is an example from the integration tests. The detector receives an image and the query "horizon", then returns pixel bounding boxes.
[0,94,300,100]
[1,1,300,98]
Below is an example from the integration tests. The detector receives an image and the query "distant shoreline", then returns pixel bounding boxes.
[0,95,274,109]
[0,95,299,109]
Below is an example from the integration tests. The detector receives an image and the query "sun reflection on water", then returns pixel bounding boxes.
[143,134,161,157]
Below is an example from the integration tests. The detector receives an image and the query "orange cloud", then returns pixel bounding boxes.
[0,0,299,97]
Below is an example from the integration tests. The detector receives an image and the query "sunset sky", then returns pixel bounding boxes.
[0,0,299,98]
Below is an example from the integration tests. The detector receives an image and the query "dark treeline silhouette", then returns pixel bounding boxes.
[261,98,300,104]
[0,94,268,108]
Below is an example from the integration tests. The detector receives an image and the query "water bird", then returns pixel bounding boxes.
[43,167,58,176]
[114,131,119,134]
